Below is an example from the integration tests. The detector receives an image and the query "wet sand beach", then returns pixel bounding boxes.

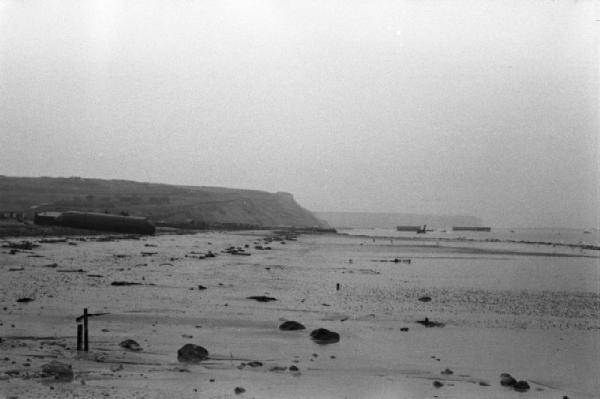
[1,231,599,398]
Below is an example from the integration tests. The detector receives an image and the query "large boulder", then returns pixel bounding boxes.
[500,373,517,386]
[41,361,74,381]
[177,344,209,363]
[513,380,530,392]
[310,328,340,344]
[279,321,306,331]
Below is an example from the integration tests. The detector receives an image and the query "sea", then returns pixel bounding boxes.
[337,227,600,250]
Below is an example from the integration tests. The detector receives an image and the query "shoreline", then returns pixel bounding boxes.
[1,230,598,398]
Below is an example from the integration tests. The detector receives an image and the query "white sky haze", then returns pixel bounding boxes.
[0,0,598,228]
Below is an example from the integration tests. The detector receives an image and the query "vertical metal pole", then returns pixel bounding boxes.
[83,308,89,352]
[77,324,83,351]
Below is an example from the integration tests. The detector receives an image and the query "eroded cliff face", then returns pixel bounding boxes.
[0,176,329,229]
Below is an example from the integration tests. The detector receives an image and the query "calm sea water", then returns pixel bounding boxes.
[338,227,600,248]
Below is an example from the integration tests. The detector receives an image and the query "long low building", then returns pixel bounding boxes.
[35,211,155,235]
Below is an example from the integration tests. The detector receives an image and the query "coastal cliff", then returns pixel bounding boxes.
[0,176,329,229]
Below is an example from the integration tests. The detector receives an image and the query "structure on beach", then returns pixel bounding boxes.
[452,226,491,232]
[34,211,155,235]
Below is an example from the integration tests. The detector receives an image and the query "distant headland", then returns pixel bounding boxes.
[0,176,330,232]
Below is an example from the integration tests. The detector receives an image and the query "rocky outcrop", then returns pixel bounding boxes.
[177,344,209,363]
[310,328,340,344]
[279,321,306,331]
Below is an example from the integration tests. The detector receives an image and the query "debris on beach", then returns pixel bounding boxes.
[3,241,39,250]
[177,344,209,363]
[416,317,445,328]
[197,285,207,290]
[433,380,444,388]
[223,246,250,256]
[39,238,68,244]
[279,321,306,331]
[16,297,34,303]
[8,267,24,272]
[418,296,432,302]
[40,361,74,381]
[247,295,277,302]
[310,328,340,344]
[119,339,142,352]
[234,387,246,395]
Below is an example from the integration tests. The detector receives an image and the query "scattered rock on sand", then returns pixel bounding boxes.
[310,328,340,344]
[119,339,142,352]
[513,380,530,392]
[16,297,34,303]
[500,373,517,386]
[433,380,444,388]
[441,368,453,375]
[279,321,306,331]
[41,361,74,381]
[177,344,209,363]
[234,387,246,395]
[418,296,432,302]
[247,295,277,302]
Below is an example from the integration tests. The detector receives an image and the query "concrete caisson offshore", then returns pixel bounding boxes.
[57,211,155,235]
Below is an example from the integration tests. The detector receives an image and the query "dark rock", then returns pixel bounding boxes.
[433,380,444,388]
[247,295,277,302]
[234,387,246,395]
[111,281,142,286]
[441,368,453,375]
[41,361,74,381]
[500,373,517,386]
[400,327,409,332]
[289,365,299,371]
[279,321,306,331]
[310,328,340,344]
[16,297,34,303]
[177,344,209,363]
[418,296,432,302]
[119,339,142,352]
[416,317,445,328]
[513,380,530,392]
[479,381,490,387]
[197,285,207,290]
[247,361,263,367]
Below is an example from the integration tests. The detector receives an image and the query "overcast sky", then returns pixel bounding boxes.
[1,0,598,228]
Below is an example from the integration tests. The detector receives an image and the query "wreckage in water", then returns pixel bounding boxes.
[35,211,155,235]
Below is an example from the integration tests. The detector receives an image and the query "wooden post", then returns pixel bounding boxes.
[83,308,89,352]
[77,324,83,351]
